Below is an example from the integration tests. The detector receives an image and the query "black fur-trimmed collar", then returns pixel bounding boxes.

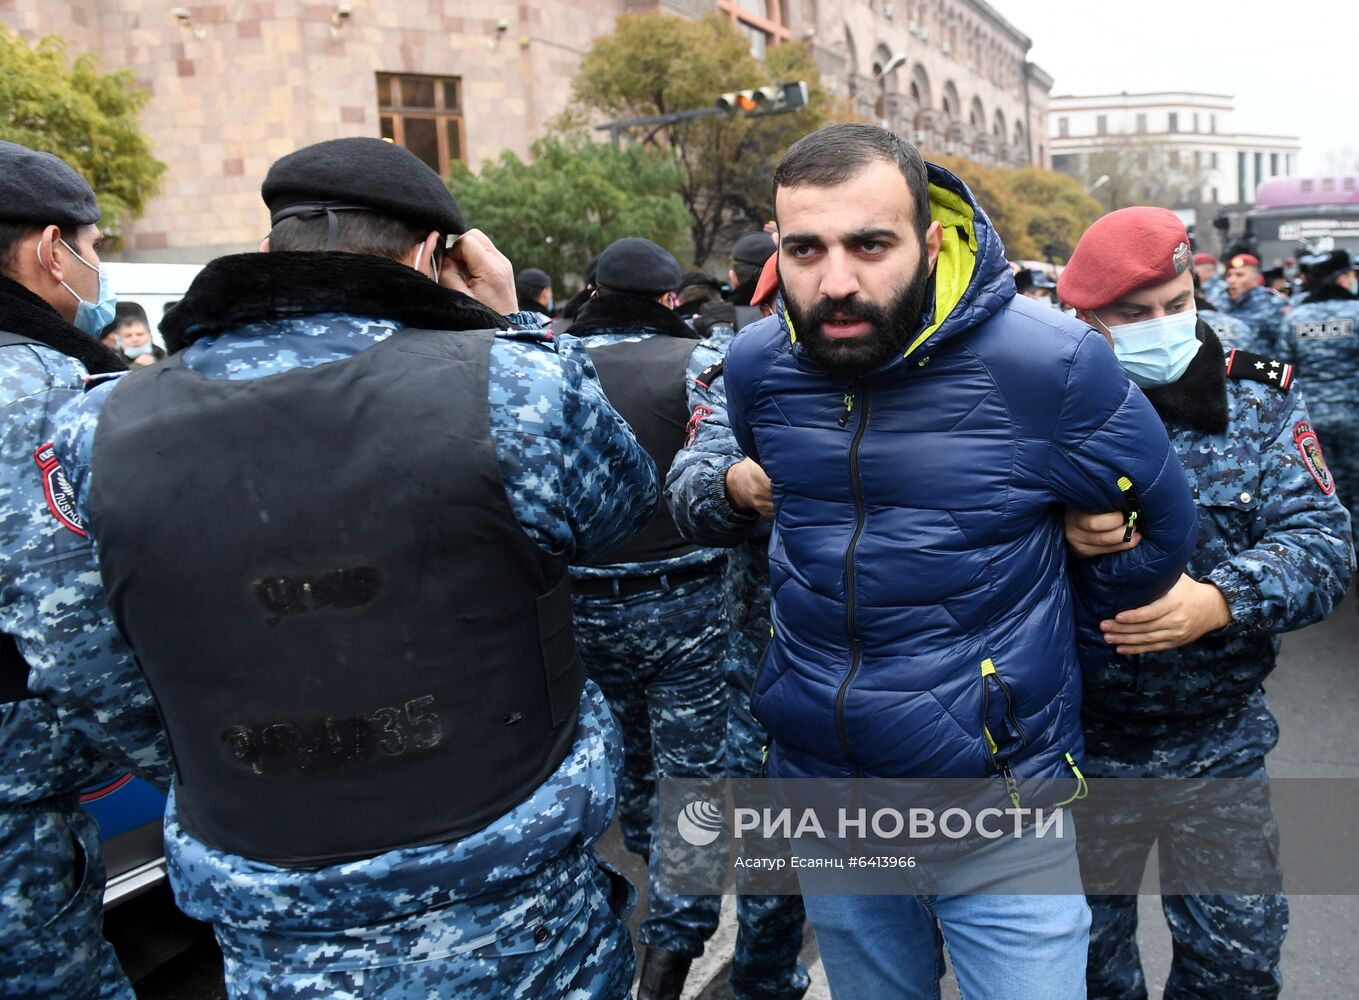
[0,274,126,375]
[570,292,699,341]
[160,252,510,352]
[1301,282,1359,305]
[1141,319,1227,435]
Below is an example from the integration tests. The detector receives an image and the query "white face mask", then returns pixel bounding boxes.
[1094,309,1201,387]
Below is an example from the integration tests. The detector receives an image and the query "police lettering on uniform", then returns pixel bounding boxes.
[565,236,731,999]
[1058,208,1356,1000]
[53,137,658,998]
[1276,249,1359,525]
[0,141,172,998]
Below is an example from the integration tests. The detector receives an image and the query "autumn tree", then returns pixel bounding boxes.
[450,133,689,295]
[1058,132,1213,215]
[564,13,847,266]
[1000,167,1103,264]
[0,29,165,244]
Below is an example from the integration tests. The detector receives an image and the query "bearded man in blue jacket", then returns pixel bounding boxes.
[722,123,1200,998]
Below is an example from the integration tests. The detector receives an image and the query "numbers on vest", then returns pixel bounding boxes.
[222,695,444,775]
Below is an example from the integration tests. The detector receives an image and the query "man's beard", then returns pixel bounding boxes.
[781,258,933,377]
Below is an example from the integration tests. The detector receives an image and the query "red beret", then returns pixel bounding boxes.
[752,249,779,308]
[1193,252,1216,266]
[1057,207,1193,311]
[1227,253,1260,270]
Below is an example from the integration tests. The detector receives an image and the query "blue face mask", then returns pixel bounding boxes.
[1097,309,1201,387]
[40,239,117,337]
[122,342,153,358]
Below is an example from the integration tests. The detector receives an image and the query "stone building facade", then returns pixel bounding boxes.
[2,0,1049,261]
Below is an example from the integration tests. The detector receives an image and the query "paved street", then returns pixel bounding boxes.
[114,583,1359,999]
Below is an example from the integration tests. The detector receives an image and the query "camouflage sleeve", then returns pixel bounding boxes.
[9,366,172,787]
[1049,331,1199,615]
[1205,386,1356,634]
[554,335,659,560]
[664,346,763,548]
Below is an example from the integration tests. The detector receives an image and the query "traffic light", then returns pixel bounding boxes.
[716,81,809,116]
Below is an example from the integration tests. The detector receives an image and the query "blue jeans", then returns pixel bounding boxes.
[799,820,1090,999]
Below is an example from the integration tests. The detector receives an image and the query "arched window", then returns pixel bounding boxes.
[969,96,985,129]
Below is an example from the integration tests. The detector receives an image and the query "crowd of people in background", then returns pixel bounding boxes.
[2,124,1356,1000]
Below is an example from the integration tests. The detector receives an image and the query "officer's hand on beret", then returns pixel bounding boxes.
[1063,508,1141,558]
[1100,573,1233,654]
[725,458,774,519]
[440,229,517,316]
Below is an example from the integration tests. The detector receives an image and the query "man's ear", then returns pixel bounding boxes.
[34,225,66,282]
[924,220,944,272]
[259,236,271,253]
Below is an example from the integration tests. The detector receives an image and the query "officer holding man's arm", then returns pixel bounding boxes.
[1057,208,1355,1000]
[52,138,657,999]
[0,141,172,999]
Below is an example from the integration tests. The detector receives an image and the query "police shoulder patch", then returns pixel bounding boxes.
[1292,421,1335,495]
[695,358,725,389]
[1224,348,1293,391]
[33,443,87,536]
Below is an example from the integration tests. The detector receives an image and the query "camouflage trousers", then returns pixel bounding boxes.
[728,614,809,1000]
[1077,699,1287,999]
[204,846,635,999]
[0,800,133,999]
[573,571,728,958]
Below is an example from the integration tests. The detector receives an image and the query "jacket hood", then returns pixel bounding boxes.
[779,161,1015,373]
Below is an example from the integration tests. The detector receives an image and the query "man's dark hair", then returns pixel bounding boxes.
[677,283,719,307]
[267,209,430,264]
[773,123,932,242]
[0,220,39,277]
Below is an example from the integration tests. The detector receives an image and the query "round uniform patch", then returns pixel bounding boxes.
[1292,421,1335,495]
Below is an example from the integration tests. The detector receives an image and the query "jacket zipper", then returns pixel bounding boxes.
[834,383,870,767]
[1116,474,1142,543]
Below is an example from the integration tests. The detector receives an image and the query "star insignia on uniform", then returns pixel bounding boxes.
[1270,360,1280,367]
[1254,361,1266,369]
[1268,370,1279,380]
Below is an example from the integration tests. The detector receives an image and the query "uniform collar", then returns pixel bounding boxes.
[161,252,509,353]
[1140,319,1227,435]
[0,273,126,375]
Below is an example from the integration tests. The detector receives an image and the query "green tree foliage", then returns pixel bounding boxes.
[932,154,1039,261]
[0,29,165,243]
[1000,167,1103,264]
[450,133,690,294]
[566,13,847,266]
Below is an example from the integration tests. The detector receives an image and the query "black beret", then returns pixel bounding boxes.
[262,137,465,235]
[1301,249,1354,284]
[515,267,552,292]
[596,237,682,295]
[731,231,776,266]
[0,141,99,228]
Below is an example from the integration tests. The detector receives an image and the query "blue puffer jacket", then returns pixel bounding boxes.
[725,165,1199,790]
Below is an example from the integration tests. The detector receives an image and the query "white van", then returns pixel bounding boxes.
[102,261,205,345]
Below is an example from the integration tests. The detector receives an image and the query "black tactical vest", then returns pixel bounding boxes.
[581,334,700,566]
[87,329,585,866]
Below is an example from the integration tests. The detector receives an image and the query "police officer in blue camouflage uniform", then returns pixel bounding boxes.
[1217,252,1289,353]
[566,237,729,1000]
[0,142,173,998]
[665,354,811,1000]
[53,137,658,999]
[1275,249,1359,524]
[1058,208,1356,1000]
[1195,251,1226,305]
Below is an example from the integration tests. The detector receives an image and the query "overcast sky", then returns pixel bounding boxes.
[988,0,1359,175]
